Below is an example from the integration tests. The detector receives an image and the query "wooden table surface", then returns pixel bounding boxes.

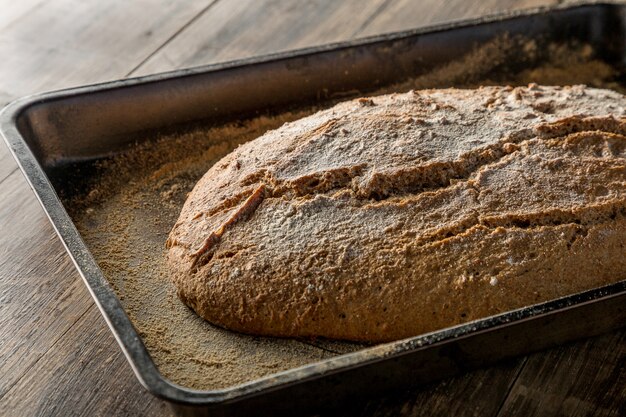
[0,1,624,416]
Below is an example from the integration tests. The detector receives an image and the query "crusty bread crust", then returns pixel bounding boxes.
[167,85,626,342]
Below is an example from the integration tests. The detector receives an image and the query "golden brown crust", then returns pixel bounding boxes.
[167,85,626,342]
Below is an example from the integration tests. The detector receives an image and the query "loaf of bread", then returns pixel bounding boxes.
[166,85,626,342]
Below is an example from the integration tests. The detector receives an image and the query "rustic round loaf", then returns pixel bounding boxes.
[167,85,626,342]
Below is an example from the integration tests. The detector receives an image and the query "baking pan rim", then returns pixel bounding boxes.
[1,0,624,405]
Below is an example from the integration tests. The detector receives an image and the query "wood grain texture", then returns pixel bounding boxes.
[496,330,626,417]
[0,90,12,106]
[133,0,389,75]
[0,145,17,185]
[0,0,624,416]
[0,167,169,416]
[0,0,215,99]
[0,0,214,182]
[0,304,172,417]
[323,359,527,417]
[0,0,43,31]
[134,0,561,76]
[0,169,92,397]
[0,89,17,183]
[357,0,559,36]
[0,1,213,415]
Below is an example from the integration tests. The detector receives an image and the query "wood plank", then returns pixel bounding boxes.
[0,304,172,417]
[496,330,626,417]
[0,168,169,415]
[0,0,215,99]
[0,89,18,183]
[0,0,216,182]
[0,1,213,411]
[357,0,559,36]
[132,0,389,76]
[133,0,566,76]
[0,143,17,185]
[0,0,44,31]
[0,169,93,397]
[328,359,527,417]
[0,1,225,409]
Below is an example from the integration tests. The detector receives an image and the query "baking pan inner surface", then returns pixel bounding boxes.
[62,36,625,390]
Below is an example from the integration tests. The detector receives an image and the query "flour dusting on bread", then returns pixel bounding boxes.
[167,85,626,342]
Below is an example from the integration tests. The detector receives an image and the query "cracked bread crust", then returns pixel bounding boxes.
[167,85,626,342]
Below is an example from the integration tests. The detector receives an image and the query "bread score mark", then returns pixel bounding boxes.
[189,184,266,269]
[178,115,626,270]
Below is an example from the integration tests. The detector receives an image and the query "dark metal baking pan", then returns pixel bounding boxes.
[2,2,625,416]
